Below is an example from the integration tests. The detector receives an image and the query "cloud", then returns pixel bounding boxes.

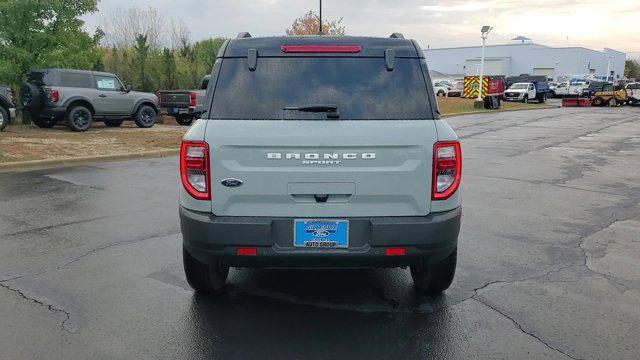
[83,0,640,53]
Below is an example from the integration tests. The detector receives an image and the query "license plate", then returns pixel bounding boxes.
[172,107,179,114]
[294,220,349,248]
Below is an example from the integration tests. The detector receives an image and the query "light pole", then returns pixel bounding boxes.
[606,55,613,82]
[476,25,493,103]
[318,0,323,35]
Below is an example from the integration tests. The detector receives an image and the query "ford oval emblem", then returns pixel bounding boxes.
[221,178,243,187]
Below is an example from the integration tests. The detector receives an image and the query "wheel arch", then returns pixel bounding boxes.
[133,100,159,115]
[64,97,95,115]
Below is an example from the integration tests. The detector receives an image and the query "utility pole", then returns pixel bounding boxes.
[318,0,323,35]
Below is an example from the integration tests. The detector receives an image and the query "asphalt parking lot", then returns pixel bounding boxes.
[1,107,639,359]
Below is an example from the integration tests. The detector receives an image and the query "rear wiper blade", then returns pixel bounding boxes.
[283,104,338,112]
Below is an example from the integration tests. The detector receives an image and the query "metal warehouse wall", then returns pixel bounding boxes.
[425,43,626,79]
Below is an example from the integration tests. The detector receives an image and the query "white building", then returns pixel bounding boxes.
[425,37,626,81]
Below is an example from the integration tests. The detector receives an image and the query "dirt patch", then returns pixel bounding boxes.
[0,121,187,163]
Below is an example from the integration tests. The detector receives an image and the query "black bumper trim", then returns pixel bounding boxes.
[180,206,461,268]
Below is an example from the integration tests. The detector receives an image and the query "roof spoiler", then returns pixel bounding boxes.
[389,33,405,39]
[237,32,252,39]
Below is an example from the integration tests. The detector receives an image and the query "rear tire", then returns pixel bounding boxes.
[175,115,194,126]
[183,247,229,294]
[134,105,157,128]
[0,106,8,131]
[104,119,124,127]
[411,248,457,295]
[66,106,93,132]
[539,93,547,103]
[32,117,57,128]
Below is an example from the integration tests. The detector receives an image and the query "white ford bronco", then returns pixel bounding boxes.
[179,33,462,295]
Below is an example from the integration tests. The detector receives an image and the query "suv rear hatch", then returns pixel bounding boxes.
[203,38,438,217]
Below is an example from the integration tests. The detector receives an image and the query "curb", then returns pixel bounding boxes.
[0,149,179,173]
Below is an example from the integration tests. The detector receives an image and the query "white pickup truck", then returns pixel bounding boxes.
[552,81,589,97]
[626,83,640,105]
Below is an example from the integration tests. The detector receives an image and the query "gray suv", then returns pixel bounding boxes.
[179,33,462,295]
[20,69,159,132]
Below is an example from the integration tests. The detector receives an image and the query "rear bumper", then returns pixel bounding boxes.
[180,206,461,269]
[162,106,197,115]
[27,107,67,119]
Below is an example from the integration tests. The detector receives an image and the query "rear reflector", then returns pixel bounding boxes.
[237,248,258,256]
[281,45,361,53]
[385,248,406,256]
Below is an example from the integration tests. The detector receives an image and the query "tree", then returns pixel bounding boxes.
[162,48,177,89]
[0,0,101,123]
[286,10,345,36]
[133,34,151,91]
[194,38,225,71]
[625,59,640,80]
[100,7,164,49]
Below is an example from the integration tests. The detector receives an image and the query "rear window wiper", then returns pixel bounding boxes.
[284,104,337,112]
[283,104,340,119]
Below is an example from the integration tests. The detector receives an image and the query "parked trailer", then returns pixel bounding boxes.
[463,76,505,99]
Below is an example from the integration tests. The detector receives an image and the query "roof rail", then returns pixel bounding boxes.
[237,32,252,39]
[389,33,405,39]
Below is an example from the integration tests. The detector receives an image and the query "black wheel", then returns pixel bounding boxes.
[32,117,57,128]
[540,93,547,103]
[411,248,457,294]
[104,119,124,127]
[20,83,44,110]
[175,115,194,126]
[549,90,556,98]
[437,90,446,97]
[134,105,157,128]
[183,247,229,294]
[0,106,8,131]
[522,95,528,103]
[593,97,604,106]
[66,106,93,132]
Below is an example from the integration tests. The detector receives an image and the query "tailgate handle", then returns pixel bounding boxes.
[290,193,352,203]
[314,194,329,203]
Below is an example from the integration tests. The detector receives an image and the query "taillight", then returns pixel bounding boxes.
[157,92,162,107]
[189,92,196,107]
[432,141,462,200]
[7,88,14,103]
[49,90,59,103]
[180,141,210,200]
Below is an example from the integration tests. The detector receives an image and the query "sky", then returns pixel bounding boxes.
[83,0,640,57]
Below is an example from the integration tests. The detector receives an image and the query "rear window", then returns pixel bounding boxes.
[60,72,93,88]
[28,71,55,86]
[208,57,433,120]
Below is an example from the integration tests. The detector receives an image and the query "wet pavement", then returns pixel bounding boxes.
[1,107,639,359]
